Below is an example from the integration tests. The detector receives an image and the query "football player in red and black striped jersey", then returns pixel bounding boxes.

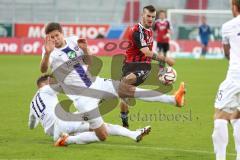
[119,5,176,128]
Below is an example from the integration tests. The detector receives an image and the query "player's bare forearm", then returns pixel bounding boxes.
[83,48,92,65]
[140,47,175,66]
[40,54,50,73]
[77,38,92,65]
[40,64,48,73]
[223,44,230,60]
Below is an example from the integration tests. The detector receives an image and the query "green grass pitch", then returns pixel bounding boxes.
[0,55,236,160]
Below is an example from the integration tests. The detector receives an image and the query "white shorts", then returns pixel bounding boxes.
[73,77,119,129]
[214,79,240,113]
[53,119,90,141]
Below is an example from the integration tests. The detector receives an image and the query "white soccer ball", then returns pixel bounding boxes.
[158,66,177,85]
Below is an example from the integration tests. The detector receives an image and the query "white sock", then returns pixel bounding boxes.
[105,123,139,140]
[53,120,90,141]
[66,132,100,144]
[134,87,175,105]
[212,119,228,160]
[231,119,240,160]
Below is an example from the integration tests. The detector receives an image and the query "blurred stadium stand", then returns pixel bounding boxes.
[207,0,230,10]
[140,0,187,10]
[0,0,125,24]
[0,0,230,24]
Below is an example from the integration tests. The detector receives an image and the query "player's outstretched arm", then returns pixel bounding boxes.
[140,47,175,66]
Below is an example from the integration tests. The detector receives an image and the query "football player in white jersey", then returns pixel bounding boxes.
[40,22,185,143]
[29,74,151,145]
[29,74,89,141]
[212,1,240,160]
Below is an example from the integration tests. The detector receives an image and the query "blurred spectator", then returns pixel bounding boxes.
[96,33,105,39]
[199,16,211,57]
[153,10,172,69]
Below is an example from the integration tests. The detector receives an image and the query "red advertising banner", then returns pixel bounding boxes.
[170,40,222,53]
[168,40,223,58]
[0,38,223,58]
[15,23,110,39]
[0,38,127,55]
[15,24,44,38]
[0,38,21,54]
[0,38,44,55]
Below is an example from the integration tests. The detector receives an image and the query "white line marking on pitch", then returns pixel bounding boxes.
[98,143,236,157]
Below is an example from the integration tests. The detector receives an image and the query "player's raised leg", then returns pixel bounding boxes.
[118,80,186,107]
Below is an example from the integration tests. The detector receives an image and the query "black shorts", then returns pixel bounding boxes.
[121,62,151,86]
[157,42,169,55]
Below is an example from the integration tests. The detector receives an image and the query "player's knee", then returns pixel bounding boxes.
[122,73,137,85]
[94,125,108,141]
[99,136,107,141]
[97,132,108,141]
[118,82,135,98]
[214,109,231,120]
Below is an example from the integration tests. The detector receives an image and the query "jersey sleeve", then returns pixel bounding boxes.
[28,105,39,129]
[221,24,230,45]
[132,31,147,49]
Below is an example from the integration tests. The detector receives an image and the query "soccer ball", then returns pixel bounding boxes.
[158,66,177,85]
